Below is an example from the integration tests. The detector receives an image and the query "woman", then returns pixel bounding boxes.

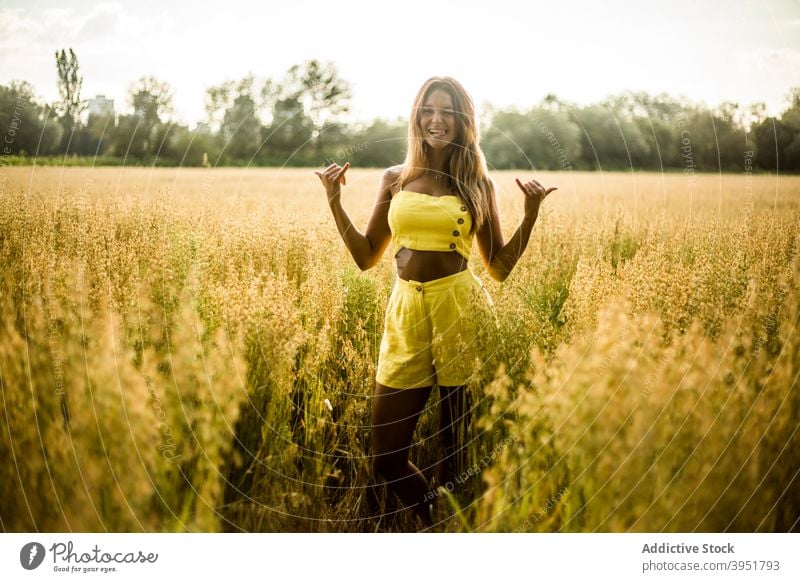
[314,76,556,528]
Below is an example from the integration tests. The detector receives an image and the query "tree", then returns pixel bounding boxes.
[753,117,795,171]
[345,117,406,167]
[205,79,235,132]
[214,75,260,162]
[54,48,87,153]
[221,93,261,162]
[752,88,800,172]
[570,105,652,170]
[205,75,283,162]
[123,76,174,159]
[130,76,173,124]
[83,111,115,157]
[0,81,62,156]
[480,108,534,169]
[479,107,582,170]
[780,88,800,171]
[163,125,219,167]
[55,48,86,124]
[284,59,352,152]
[262,94,313,161]
[541,93,565,112]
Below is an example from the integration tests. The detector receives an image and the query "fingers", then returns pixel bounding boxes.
[322,165,341,183]
[335,161,349,185]
[516,178,540,196]
[516,178,557,197]
[316,162,350,191]
[324,162,347,176]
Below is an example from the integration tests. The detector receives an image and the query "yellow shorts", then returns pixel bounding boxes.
[376,268,496,389]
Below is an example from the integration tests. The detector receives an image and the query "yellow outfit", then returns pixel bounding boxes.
[376,190,495,389]
[388,190,473,260]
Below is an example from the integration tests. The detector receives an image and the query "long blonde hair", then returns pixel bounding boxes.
[393,76,494,234]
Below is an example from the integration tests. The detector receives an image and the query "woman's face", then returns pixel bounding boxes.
[419,88,457,151]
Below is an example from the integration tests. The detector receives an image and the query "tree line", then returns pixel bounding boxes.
[1,48,799,172]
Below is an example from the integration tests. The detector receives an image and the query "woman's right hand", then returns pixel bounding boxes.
[314,161,350,206]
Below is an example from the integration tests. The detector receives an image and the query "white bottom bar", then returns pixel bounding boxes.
[1,533,797,581]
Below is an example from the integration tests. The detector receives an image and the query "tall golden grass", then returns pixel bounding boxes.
[1,166,797,532]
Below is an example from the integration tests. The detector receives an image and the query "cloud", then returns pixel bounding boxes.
[0,3,125,56]
[737,48,800,79]
[0,2,160,113]
[78,3,124,40]
[0,7,41,40]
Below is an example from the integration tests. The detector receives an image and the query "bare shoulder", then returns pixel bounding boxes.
[380,164,404,196]
[383,164,403,181]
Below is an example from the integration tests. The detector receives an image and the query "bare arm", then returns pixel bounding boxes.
[476,178,557,282]
[315,163,397,271]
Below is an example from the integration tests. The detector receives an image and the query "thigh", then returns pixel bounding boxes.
[371,381,433,457]
[376,282,435,389]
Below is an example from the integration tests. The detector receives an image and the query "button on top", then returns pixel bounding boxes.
[416,285,422,292]
[449,242,456,249]
[453,230,460,236]
[457,218,465,224]
[460,206,467,212]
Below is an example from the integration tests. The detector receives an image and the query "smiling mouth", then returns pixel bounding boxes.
[428,128,448,138]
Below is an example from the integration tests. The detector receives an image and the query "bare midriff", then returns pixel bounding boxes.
[394,247,468,282]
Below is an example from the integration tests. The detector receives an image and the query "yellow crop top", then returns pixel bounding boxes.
[387,190,474,260]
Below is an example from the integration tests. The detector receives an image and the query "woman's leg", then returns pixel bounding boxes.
[437,384,469,489]
[371,381,434,526]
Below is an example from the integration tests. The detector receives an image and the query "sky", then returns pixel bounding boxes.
[1,0,799,128]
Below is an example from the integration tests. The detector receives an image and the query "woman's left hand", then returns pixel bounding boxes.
[516,177,557,218]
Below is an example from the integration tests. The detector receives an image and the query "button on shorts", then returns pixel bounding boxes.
[376,268,496,389]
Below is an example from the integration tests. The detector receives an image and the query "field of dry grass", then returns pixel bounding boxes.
[1,166,798,532]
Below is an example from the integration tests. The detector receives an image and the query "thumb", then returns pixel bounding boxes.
[515,177,526,192]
